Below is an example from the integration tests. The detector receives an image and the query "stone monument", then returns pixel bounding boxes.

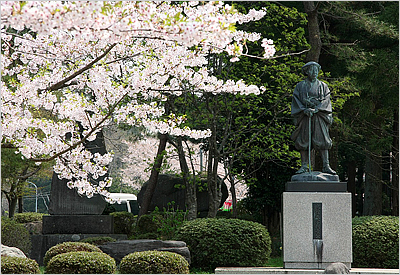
[282,62,352,269]
[31,130,126,265]
[44,129,112,234]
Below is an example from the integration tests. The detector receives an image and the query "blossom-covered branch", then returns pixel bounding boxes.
[1,1,275,200]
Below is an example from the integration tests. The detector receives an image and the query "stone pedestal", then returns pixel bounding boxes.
[282,179,352,269]
[43,215,114,234]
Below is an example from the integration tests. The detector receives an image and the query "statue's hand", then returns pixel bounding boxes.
[304,108,318,117]
[305,98,316,108]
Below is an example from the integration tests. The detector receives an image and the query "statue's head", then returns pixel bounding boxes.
[302,61,321,81]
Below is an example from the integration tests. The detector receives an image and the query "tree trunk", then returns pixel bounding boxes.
[356,164,365,215]
[392,108,399,215]
[347,161,357,217]
[8,196,17,218]
[303,1,322,62]
[229,173,238,218]
[18,196,23,213]
[363,151,383,215]
[138,133,168,216]
[207,125,222,218]
[175,137,197,221]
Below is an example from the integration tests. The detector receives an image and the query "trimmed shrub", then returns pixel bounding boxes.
[119,250,189,274]
[174,218,271,270]
[80,236,117,246]
[136,213,164,234]
[13,212,47,223]
[46,251,116,274]
[1,256,40,274]
[1,217,31,256]
[43,242,102,266]
[352,216,399,269]
[110,211,137,235]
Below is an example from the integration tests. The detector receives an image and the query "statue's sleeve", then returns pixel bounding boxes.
[316,82,332,113]
[291,83,306,116]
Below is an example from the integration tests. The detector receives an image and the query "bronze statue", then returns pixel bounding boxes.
[291,61,336,175]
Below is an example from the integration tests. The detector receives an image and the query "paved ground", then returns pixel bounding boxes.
[215,267,400,274]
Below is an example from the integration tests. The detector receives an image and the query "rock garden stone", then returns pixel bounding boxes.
[1,244,27,258]
[99,239,190,264]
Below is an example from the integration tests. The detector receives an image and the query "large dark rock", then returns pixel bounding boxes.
[137,174,228,216]
[99,240,190,264]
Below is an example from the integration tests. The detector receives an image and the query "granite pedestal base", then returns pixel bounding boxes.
[282,191,352,269]
[42,215,114,234]
[31,233,127,265]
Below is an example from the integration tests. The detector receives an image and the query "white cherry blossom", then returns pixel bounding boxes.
[1,1,275,200]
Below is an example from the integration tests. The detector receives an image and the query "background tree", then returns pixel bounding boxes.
[226,1,308,233]
[316,1,399,216]
[1,148,53,217]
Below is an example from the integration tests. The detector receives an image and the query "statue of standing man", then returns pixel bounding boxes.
[291,61,336,175]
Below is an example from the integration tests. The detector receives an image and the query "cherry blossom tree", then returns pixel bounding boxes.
[1,1,275,202]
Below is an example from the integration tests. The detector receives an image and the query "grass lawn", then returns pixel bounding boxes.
[265,256,283,267]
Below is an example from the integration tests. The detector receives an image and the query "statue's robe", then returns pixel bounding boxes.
[291,79,333,151]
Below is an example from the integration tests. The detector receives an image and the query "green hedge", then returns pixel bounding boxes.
[1,256,40,274]
[352,216,398,269]
[43,242,103,266]
[1,217,31,256]
[119,251,189,274]
[174,218,271,270]
[46,251,116,274]
[110,211,137,235]
[13,212,48,223]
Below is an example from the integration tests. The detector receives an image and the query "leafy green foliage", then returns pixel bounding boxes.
[220,3,309,221]
[109,211,137,235]
[119,251,189,274]
[1,217,31,256]
[80,237,117,246]
[1,256,40,274]
[153,203,187,240]
[46,251,116,274]
[352,216,399,268]
[133,205,187,240]
[13,212,48,223]
[43,242,102,266]
[1,147,53,217]
[174,218,271,271]
[136,213,164,235]
[168,2,311,219]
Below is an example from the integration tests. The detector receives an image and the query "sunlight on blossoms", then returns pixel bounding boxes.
[1,1,274,199]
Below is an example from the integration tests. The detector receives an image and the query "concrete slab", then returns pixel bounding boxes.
[215,267,400,274]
